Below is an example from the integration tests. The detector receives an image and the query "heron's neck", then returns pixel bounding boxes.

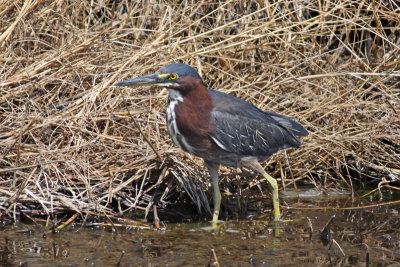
[166,81,212,145]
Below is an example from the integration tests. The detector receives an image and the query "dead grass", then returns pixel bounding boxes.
[0,0,399,221]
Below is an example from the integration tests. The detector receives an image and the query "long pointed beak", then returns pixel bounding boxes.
[114,73,159,87]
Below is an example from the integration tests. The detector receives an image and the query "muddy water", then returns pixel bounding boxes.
[1,190,399,266]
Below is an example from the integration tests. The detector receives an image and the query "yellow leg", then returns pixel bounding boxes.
[205,161,221,227]
[261,171,280,220]
[211,177,221,228]
[241,158,281,221]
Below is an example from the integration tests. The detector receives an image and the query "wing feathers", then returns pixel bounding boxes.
[211,111,301,158]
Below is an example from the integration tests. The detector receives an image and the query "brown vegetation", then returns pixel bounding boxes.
[0,0,399,221]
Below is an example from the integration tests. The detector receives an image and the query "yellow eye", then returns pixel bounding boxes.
[169,73,178,80]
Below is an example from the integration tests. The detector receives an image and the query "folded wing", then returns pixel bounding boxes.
[209,89,308,158]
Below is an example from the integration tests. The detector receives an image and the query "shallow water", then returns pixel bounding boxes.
[1,189,399,266]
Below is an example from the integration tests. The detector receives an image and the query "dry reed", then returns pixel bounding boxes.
[0,0,399,221]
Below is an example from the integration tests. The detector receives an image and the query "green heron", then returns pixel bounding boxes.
[115,63,308,227]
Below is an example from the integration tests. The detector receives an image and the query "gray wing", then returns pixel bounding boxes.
[208,89,308,157]
[209,89,308,137]
[210,110,302,158]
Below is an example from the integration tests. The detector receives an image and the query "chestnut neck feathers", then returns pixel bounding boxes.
[166,76,213,153]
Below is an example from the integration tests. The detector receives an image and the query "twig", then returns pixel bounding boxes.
[328,238,345,257]
[53,212,80,232]
[362,243,370,267]
[116,251,125,267]
[306,217,313,240]
[208,249,221,267]
[153,204,160,229]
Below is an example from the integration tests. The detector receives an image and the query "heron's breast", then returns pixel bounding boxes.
[166,99,195,154]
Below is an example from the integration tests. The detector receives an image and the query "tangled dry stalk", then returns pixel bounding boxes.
[0,0,399,221]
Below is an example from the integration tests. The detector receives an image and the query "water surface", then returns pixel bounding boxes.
[1,189,399,266]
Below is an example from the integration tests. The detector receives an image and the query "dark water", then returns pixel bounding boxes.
[1,189,399,266]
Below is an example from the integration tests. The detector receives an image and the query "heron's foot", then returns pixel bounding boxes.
[201,220,225,232]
